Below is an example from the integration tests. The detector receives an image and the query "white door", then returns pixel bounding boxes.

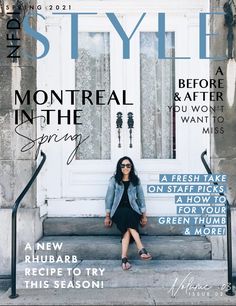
[37,1,209,217]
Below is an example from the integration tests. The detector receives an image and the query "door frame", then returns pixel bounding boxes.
[37,0,210,217]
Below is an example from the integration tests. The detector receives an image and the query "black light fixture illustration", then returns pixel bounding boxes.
[0,0,5,17]
[127,112,134,148]
[224,0,236,59]
[116,112,123,148]
[0,0,26,18]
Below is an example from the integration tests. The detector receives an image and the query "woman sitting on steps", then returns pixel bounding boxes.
[104,156,152,270]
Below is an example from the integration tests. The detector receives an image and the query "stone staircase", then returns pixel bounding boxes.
[15,217,229,290]
[16,259,227,289]
[41,217,212,260]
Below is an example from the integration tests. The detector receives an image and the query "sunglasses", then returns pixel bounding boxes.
[120,163,132,169]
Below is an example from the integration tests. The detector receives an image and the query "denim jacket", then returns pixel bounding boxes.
[105,176,146,218]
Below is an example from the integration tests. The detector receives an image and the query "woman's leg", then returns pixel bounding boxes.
[121,230,131,269]
[128,228,152,259]
[128,228,143,250]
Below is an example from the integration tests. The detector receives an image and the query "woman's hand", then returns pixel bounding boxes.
[140,214,148,227]
[104,216,112,227]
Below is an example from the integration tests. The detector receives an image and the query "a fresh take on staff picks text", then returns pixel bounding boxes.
[147,174,227,236]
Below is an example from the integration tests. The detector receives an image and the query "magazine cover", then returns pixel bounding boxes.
[0,0,236,305]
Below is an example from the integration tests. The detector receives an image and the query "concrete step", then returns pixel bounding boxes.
[34,235,211,260]
[43,217,195,236]
[16,260,227,290]
[0,278,11,291]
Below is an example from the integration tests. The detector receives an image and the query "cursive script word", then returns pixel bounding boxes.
[15,116,89,165]
[168,272,211,297]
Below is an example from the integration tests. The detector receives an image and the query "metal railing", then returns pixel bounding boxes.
[9,151,46,299]
[201,150,235,296]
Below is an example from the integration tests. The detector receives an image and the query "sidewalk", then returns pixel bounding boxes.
[0,286,236,306]
[0,260,235,306]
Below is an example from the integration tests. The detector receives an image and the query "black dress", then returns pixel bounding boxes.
[112,181,141,242]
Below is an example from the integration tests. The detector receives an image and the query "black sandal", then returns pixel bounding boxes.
[138,248,152,260]
[121,257,132,270]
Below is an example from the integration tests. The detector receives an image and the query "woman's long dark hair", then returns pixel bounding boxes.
[114,156,140,186]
